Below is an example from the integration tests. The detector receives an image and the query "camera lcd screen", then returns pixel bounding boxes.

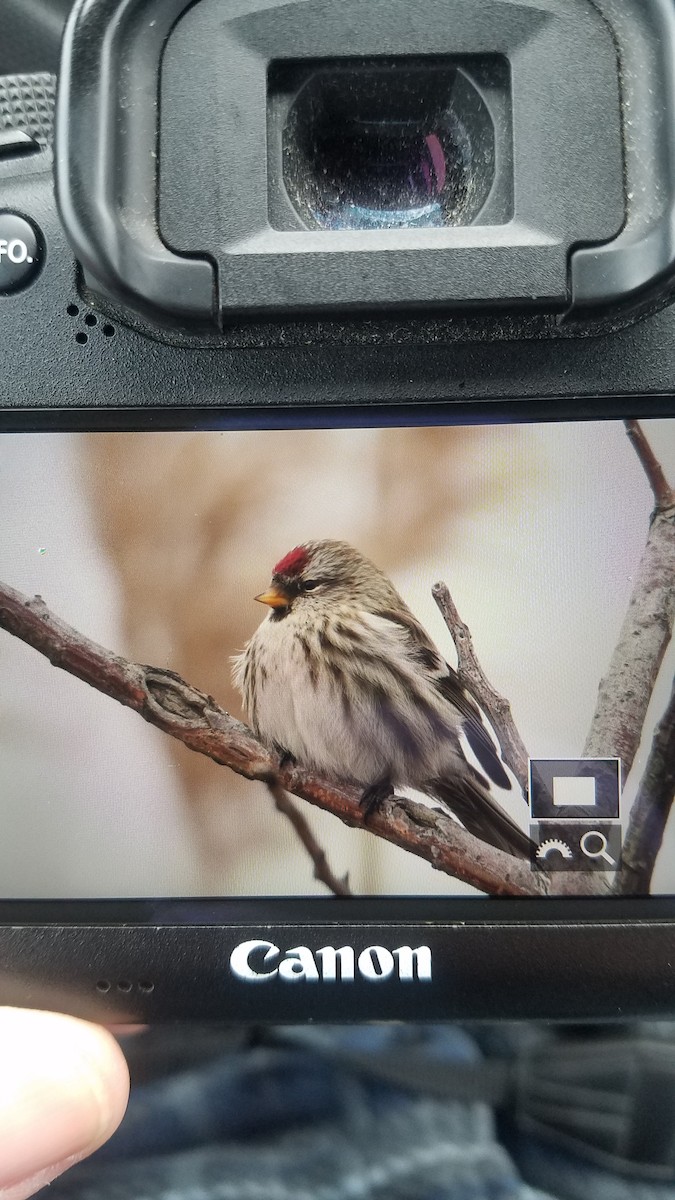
[0,415,673,902]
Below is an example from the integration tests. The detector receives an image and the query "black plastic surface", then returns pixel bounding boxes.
[0,2,71,76]
[571,0,675,309]
[52,0,675,325]
[0,74,55,148]
[159,0,622,318]
[0,130,40,158]
[8,153,675,407]
[0,906,674,1022]
[56,0,215,321]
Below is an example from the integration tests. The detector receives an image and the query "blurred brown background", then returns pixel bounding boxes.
[82,425,497,891]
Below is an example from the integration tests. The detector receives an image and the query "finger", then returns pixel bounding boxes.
[0,1008,130,1200]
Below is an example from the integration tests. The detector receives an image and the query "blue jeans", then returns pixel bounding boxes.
[42,1023,675,1200]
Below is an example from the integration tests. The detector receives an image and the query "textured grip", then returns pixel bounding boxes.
[0,73,56,148]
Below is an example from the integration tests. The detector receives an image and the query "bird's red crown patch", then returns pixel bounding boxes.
[273,546,309,576]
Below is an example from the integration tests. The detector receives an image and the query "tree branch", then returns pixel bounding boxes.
[583,424,675,778]
[431,580,609,897]
[432,581,530,796]
[618,677,675,895]
[0,581,548,898]
[625,419,675,511]
[265,780,352,897]
[578,419,675,896]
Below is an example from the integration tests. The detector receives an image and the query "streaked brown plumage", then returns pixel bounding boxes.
[233,540,530,858]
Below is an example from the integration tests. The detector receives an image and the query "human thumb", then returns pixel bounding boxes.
[0,1008,129,1200]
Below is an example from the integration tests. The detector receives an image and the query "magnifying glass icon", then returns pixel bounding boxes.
[580,830,616,866]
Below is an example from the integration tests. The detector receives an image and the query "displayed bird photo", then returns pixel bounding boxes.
[0,417,673,900]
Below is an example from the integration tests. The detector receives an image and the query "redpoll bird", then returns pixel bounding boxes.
[233,540,530,858]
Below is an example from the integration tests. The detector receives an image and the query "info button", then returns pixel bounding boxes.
[0,213,42,294]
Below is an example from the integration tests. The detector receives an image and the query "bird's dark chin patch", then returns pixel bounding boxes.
[270,605,291,621]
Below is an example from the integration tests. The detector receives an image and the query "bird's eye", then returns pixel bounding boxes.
[302,579,320,591]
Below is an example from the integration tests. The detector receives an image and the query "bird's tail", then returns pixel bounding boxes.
[432,778,533,860]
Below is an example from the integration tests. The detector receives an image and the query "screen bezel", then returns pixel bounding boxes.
[1,395,673,1021]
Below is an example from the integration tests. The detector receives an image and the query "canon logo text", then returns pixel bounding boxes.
[229,940,432,983]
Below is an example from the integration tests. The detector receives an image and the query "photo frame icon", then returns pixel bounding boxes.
[552,776,597,808]
[529,759,622,821]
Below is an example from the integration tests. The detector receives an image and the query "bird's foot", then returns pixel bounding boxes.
[359,778,394,822]
[273,742,297,770]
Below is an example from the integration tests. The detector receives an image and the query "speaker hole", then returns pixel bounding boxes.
[138,980,155,994]
[84,313,97,326]
[102,324,116,337]
[67,304,79,317]
[75,332,88,345]
[117,980,133,993]
[96,980,111,994]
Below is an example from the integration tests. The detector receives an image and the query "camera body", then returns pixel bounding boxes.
[0,0,675,408]
[1,0,675,1023]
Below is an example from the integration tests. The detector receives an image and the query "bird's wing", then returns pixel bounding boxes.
[372,606,512,792]
[435,674,512,791]
[433,778,531,858]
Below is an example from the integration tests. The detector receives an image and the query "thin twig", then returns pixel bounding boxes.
[431,580,611,897]
[618,677,675,895]
[432,581,530,796]
[0,581,548,897]
[265,779,352,896]
[625,419,675,511]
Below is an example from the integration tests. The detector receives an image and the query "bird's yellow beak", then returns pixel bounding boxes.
[255,586,291,609]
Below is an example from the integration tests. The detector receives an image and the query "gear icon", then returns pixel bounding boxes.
[536,838,574,861]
